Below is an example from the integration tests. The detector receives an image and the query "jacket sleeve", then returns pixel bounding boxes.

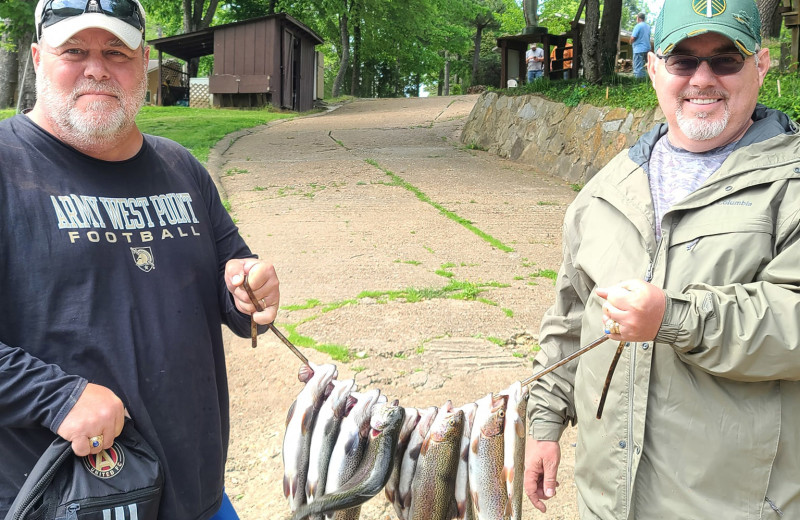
[656,211,800,381]
[0,341,88,432]
[527,224,588,441]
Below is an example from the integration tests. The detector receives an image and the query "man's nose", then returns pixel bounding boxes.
[689,60,717,87]
[83,54,111,81]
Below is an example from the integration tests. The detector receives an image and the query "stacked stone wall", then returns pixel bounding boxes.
[460,92,666,184]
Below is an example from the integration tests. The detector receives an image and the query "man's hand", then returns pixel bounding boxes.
[56,383,125,457]
[596,279,666,342]
[524,437,561,513]
[225,258,280,325]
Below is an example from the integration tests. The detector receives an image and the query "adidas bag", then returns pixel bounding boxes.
[4,420,163,520]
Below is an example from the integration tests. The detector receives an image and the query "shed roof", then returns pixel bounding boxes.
[147,13,323,61]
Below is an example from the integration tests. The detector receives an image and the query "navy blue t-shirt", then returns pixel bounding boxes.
[0,115,255,519]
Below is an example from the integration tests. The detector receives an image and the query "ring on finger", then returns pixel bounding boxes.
[89,434,104,449]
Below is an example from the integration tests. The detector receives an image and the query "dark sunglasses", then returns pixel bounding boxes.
[38,0,144,40]
[655,53,746,76]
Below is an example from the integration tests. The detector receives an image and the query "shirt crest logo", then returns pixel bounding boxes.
[83,443,125,479]
[131,247,155,272]
[693,0,726,17]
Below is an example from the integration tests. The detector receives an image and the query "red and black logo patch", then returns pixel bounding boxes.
[83,443,125,479]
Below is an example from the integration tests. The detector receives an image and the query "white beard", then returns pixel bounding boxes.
[675,97,730,141]
[36,72,146,150]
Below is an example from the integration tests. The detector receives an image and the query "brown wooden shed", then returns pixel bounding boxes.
[148,13,323,111]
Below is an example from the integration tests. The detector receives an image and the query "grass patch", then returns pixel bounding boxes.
[365,158,514,252]
[395,259,422,266]
[280,322,352,362]
[282,299,322,311]
[487,336,505,346]
[0,109,13,122]
[531,269,558,281]
[351,365,366,373]
[135,106,294,163]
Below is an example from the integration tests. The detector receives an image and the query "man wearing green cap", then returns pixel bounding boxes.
[524,0,800,517]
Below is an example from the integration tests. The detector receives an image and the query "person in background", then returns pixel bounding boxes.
[524,0,800,517]
[0,0,280,518]
[630,12,652,78]
[550,42,573,79]
[526,42,545,82]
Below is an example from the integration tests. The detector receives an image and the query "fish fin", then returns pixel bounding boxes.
[306,480,316,499]
[284,474,290,498]
[470,436,479,455]
[408,443,421,461]
[471,490,480,513]
[515,417,525,438]
[504,494,513,517]
[503,465,514,486]
[302,409,315,436]
[461,443,470,462]
[420,435,431,456]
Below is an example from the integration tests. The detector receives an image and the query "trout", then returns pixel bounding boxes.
[291,401,406,520]
[453,402,478,520]
[323,389,382,520]
[468,393,508,520]
[283,362,338,512]
[409,401,465,520]
[398,405,438,519]
[385,407,420,520]
[306,379,357,514]
[498,382,528,520]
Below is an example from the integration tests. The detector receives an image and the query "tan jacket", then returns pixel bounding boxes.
[528,107,800,519]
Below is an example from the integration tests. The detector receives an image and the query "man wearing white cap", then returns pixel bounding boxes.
[0,1,280,518]
[524,0,800,517]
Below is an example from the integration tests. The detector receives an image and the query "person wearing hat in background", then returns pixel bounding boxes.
[523,0,800,517]
[526,42,545,82]
[0,0,280,518]
[630,12,652,79]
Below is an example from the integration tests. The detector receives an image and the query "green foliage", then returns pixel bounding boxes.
[135,106,294,162]
[759,71,800,122]
[0,0,35,43]
[0,109,13,122]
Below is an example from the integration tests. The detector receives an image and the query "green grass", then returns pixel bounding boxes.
[0,109,13,122]
[365,158,514,252]
[280,322,353,362]
[135,106,295,162]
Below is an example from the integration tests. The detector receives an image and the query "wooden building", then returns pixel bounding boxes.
[148,13,323,111]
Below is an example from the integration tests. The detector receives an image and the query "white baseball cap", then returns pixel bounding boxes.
[35,0,146,50]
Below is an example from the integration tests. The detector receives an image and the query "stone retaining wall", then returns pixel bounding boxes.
[460,91,666,184]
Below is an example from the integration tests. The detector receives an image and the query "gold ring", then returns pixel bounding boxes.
[259,298,267,310]
[611,321,621,335]
[89,435,103,449]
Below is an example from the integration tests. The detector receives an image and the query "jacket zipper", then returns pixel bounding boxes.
[626,258,656,516]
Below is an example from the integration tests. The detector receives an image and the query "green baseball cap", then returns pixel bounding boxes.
[654,0,761,56]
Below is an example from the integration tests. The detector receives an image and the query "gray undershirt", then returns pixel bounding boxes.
[648,135,737,240]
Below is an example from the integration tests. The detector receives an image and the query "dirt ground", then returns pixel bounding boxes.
[212,95,581,520]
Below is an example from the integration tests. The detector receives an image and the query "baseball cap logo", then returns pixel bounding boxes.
[693,0,727,17]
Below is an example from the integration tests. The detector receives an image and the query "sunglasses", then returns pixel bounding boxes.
[38,0,144,40]
[656,53,746,77]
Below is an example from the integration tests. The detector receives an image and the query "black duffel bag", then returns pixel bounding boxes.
[4,420,163,520]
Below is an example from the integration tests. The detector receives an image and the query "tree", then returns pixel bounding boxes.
[599,0,623,76]
[0,0,36,110]
[582,0,602,82]
[757,0,783,38]
[467,0,504,85]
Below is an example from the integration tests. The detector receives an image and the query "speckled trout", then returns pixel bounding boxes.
[323,389,382,520]
[453,402,478,520]
[306,378,357,515]
[291,401,405,520]
[283,362,339,512]
[408,401,465,520]
[468,393,508,520]
[498,382,528,520]
[384,407,420,520]
[397,405,438,518]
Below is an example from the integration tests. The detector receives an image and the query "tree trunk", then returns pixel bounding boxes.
[332,11,350,97]
[16,32,36,112]
[444,50,451,96]
[350,17,361,97]
[582,0,602,83]
[599,0,622,76]
[472,25,484,85]
[757,0,782,39]
[523,0,538,27]
[0,29,17,109]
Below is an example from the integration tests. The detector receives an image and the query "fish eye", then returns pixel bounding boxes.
[498,410,505,418]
